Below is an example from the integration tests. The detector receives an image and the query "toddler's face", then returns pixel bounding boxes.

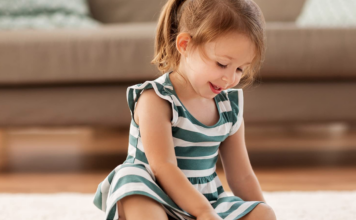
[180,31,255,98]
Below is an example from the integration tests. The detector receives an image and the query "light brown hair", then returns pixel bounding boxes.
[151,0,266,88]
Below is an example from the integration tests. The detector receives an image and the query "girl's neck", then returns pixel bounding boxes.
[169,70,211,104]
[169,70,190,99]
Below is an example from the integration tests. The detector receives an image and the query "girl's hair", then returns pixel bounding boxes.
[150,0,266,88]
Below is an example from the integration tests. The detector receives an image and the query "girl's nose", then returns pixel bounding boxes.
[221,77,229,89]
[222,73,236,89]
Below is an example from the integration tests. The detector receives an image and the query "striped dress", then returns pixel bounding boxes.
[93,71,265,220]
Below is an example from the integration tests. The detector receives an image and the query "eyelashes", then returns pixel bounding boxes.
[216,62,243,73]
[217,62,227,68]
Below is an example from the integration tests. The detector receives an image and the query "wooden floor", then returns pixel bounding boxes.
[0,124,356,193]
[1,167,356,193]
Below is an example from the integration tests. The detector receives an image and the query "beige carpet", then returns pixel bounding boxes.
[0,191,355,219]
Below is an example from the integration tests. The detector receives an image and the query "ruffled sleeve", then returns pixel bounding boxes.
[126,79,180,127]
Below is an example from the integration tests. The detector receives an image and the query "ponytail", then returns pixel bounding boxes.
[151,0,187,73]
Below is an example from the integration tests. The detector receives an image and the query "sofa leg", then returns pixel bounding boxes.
[0,129,8,171]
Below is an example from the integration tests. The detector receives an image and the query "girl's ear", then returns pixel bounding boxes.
[176,32,191,57]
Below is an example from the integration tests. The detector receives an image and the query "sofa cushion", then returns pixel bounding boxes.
[0,22,159,85]
[263,23,356,80]
[296,0,356,27]
[0,0,99,29]
[87,0,167,23]
[254,0,306,22]
[0,22,355,85]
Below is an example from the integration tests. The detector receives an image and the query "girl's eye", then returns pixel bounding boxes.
[217,62,227,68]
[217,62,244,73]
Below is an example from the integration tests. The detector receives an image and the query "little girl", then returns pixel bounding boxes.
[93,0,276,219]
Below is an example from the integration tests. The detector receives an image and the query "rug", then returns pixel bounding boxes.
[0,191,355,219]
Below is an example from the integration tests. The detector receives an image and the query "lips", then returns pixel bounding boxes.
[210,82,221,90]
[209,82,222,94]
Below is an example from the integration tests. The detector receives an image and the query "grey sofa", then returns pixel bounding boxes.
[1,0,356,169]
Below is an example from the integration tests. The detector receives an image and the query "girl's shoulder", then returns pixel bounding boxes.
[127,73,174,99]
[126,73,180,126]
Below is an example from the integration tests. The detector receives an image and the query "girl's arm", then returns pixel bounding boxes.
[135,89,220,219]
[218,119,266,203]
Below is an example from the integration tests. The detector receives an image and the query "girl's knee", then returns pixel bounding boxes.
[261,203,277,220]
[119,195,168,220]
[241,203,277,220]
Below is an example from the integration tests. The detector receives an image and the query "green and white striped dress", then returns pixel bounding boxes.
[93,71,265,220]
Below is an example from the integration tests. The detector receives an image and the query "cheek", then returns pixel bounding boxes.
[232,75,242,86]
[191,51,214,71]
[190,71,207,86]
[189,61,210,78]
[186,52,218,84]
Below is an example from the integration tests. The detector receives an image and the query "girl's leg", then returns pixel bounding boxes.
[119,194,169,220]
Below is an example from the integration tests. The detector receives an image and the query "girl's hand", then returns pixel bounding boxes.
[196,210,223,220]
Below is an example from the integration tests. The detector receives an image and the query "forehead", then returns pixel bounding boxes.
[204,32,256,63]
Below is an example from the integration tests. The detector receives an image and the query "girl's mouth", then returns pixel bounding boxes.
[209,82,221,94]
